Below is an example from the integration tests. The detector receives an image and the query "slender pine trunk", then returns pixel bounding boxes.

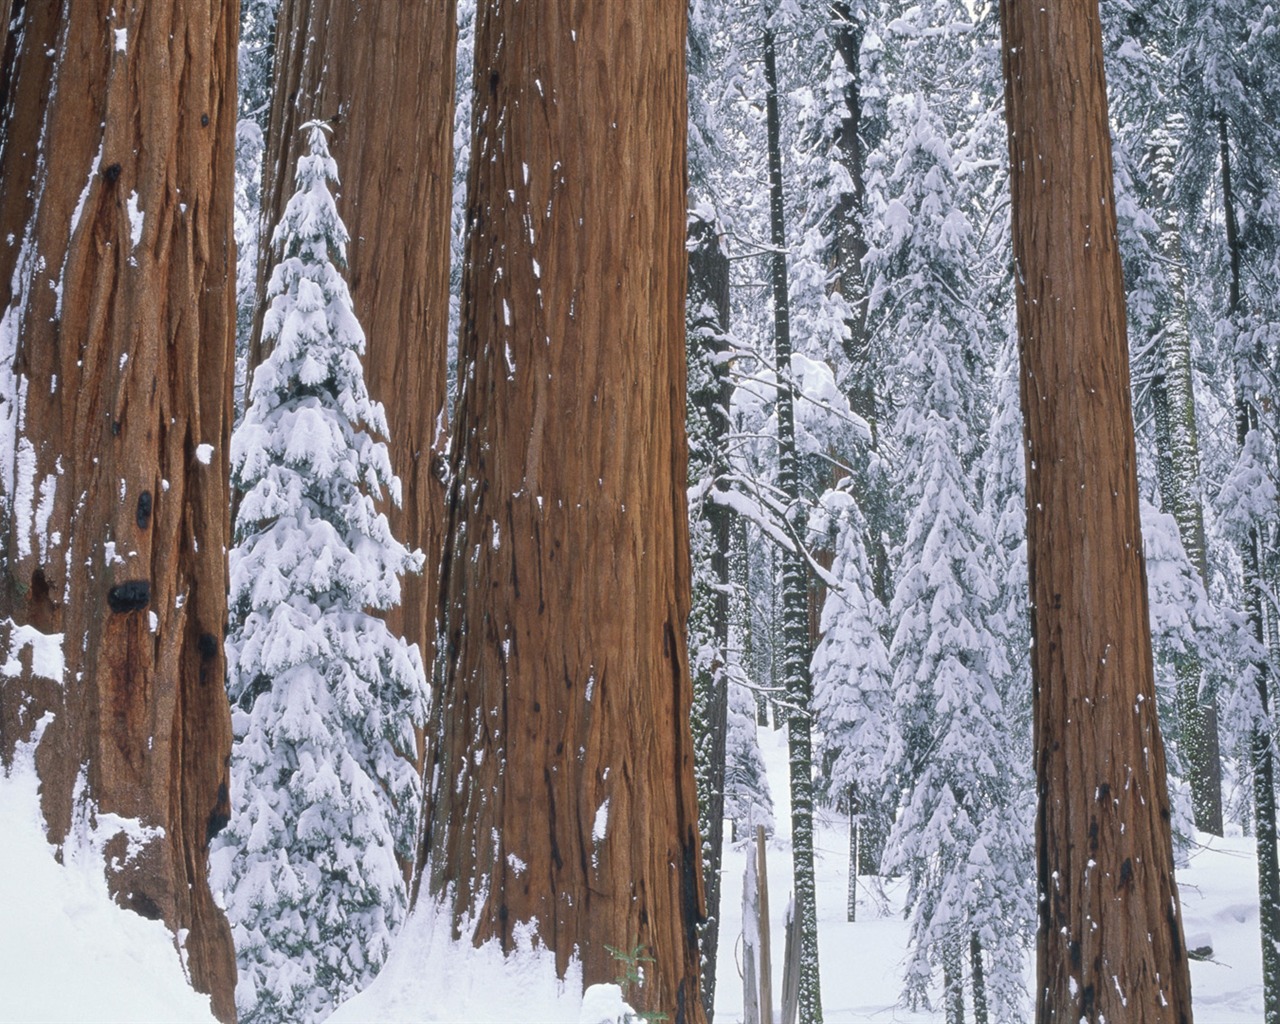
[943,936,965,1024]
[1148,128,1223,836]
[763,17,822,1024]
[971,933,989,1024]
[846,790,858,923]
[1220,107,1280,1024]
[689,211,735,1022]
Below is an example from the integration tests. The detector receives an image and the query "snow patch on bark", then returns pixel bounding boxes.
[127,191,144,249]
[2,621,65,683]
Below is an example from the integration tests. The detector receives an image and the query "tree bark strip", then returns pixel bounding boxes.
[254,0,456,684]
[0,3,237,1019]
[424,3,705,1020]
[998,3,1194,1021]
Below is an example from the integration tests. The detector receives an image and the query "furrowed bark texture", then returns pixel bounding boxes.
[425,4,705,1021]
[256,0,456,677]
[998,4,1194,1022]
[0,3,237,1019]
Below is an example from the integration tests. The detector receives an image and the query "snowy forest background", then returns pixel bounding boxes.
[1,0,1279,1022]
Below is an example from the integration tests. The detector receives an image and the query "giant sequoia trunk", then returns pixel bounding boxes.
[998,3,1194,1021]
[423,4,705,1022]
[254,0,456,677]
[0,4,238,1020]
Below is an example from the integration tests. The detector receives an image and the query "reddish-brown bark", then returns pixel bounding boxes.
[0,3,238,1019]
[424,4,705,1021]
[999,3,1194,1021]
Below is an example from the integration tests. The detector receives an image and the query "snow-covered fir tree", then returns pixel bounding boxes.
[233,0,281,421]
[867,85,1031,1022]
[234,119,265,422]
[724,675,776,841]
[810,485,892,917]
[210,122,429,1024]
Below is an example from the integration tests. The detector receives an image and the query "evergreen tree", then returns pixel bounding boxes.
[211,123,428,1024]
[724,676,777,841]
[810,487,892,922]
[1174,2,1280,1011]
[240,0,281,124]
[762,7,823,1018]
[1102,0,1227,836]
[235,120,265,422]
[868,91,1029,1022]
[687,205,736,1018]
[235,0,281,421]
[974,341,1037,1024]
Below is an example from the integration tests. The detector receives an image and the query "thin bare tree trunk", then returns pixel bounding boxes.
[689,211,734,1020]
[424,4,705,1020]
[1148,129,1223,837]
[943,936,965,1024]
[0,3,238,1019]
[998,3,1194,1021]
[762,17,823,1024]
[1218,106,1280,1024]
[254,0,456,685]
[971,933,989,1024]
[0,1,12,78]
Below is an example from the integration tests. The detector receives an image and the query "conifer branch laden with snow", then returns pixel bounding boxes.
[210,121,429,1024]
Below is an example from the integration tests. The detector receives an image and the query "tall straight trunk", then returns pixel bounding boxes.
[827,8,890,882]
[970,933,989,1024]
[830,0,870,420]
[423,4,705,1021]
[830,0,891,619]
[998,3,1194,1021]
[689,212,734,1021]
[762,18,823,1024]
[0,0,11,80]
[735,515,770,726]
[942,936,965,1024]
[1148,132,1223,836]
[0,3,238,1019]
[1219,108,1280,1024]
[846,791,857,922]
[253,0,456,686]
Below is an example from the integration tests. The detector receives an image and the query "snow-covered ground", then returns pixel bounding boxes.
[0,747,219,1024]
[715,725,1265,1023]
[0,722,1266,1022]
